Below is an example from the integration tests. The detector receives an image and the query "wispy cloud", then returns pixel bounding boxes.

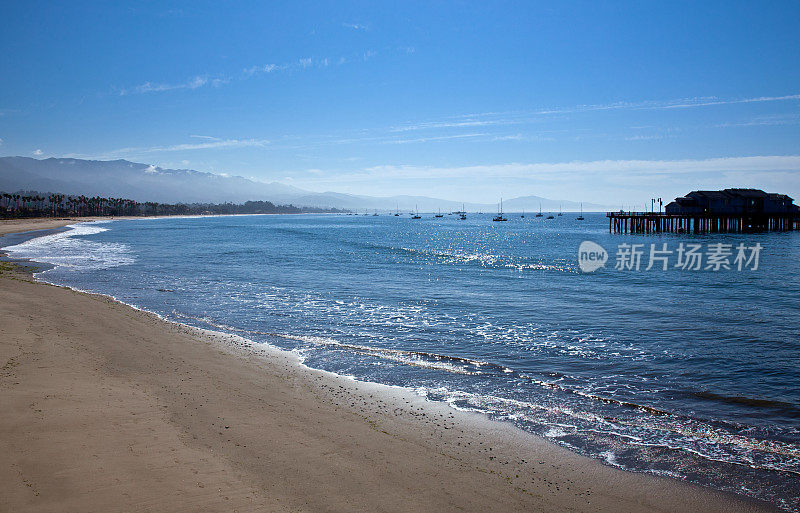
[390,94,800,132]
[623,134,665,141]
[64,138,270,159]
[490,133,556,142]
[118,49,386,95]
[189,134,222,141]
[568,94,800,113]
[390,119,510,132]
[713,113,800,128]
[120,75,210,96]
[326,155,800,182]
[659,94,800,109]
[243,63,279,76]
[151,138,269,152]
[342,22,368,30]
[387,133,489,145]
[32,149,43,156]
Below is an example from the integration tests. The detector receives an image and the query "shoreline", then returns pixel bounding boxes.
[0,217,99,235]
[0,221,779,512]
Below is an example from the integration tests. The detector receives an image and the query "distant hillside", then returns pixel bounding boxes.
[500,195,609,213]
[286,192,479,212]
[0,156,613,211]
[0,157,305,204]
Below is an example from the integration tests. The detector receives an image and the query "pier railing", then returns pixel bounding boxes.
[607,211,800,234]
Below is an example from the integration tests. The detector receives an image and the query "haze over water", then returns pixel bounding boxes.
[5,214,800,511]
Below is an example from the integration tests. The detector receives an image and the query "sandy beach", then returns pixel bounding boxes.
[0,220,777,512]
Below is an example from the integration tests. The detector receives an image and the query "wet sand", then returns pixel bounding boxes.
[0,217,91,236]
[0,222,777,512]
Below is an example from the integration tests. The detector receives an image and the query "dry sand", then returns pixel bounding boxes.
[0,220,777,512]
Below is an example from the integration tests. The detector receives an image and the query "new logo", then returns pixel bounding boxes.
[578,241,608,272]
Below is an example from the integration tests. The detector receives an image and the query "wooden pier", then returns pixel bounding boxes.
[607,211,800,234]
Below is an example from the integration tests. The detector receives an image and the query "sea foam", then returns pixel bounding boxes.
[3,222,135,271]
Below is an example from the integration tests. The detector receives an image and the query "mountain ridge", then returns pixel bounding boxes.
[0,156,613,211]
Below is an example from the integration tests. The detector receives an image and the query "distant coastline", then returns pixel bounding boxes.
[1,190,348,219]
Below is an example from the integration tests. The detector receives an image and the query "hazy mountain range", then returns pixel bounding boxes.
[0,157,611,212]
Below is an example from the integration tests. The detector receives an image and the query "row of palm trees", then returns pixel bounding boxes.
[1,192,190,218]
[1,191,345,218]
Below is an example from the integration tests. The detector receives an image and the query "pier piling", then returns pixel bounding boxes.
[607,212,800,234]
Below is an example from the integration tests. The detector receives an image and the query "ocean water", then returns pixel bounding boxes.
[3,213,799,510]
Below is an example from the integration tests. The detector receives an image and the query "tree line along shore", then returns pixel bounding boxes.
[0,190,347,218]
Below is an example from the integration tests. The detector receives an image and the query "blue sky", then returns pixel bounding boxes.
[1,1,799,205]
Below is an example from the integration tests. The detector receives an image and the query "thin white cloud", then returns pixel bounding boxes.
[120,75,211,95]
[32,149,43,156]
[243,63,279,76]
[491,134,534,141]
[387,133,489,145]
[342,22,368,30]
[624,134,664,141]
[332,155,800,181]
[390,119,508,132]
[660,94,800,109]
[245,56,340,77]
[713,113,800,128]
[390,94,800,132]
[118,48,393,95]
[189,134,222,141]
[64,138,270,159]
[143,138,269,152]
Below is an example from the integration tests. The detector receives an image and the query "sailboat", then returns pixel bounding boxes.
[435,208,443,218]
[558,204,563,216]
[520,209,525,218]
[577,203,585,220]
[394,204,400,216]
[412,205,421,219]
[492,198,508,222]
[535,202,543,217]
[459,203,467,220]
